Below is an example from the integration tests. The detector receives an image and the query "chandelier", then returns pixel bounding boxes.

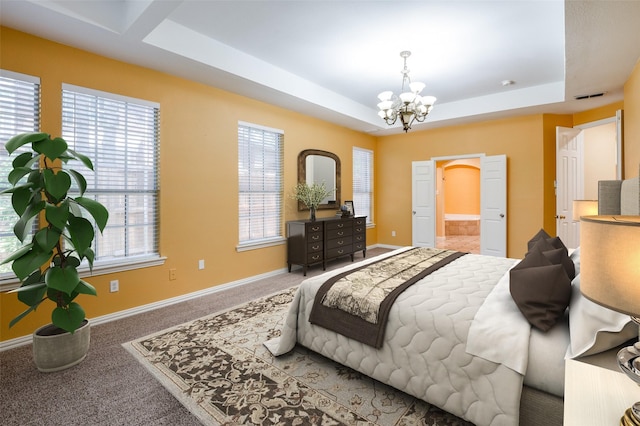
[377,51,436,132]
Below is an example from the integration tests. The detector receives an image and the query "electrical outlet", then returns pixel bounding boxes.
[169,269,177,280]
[392,230,396,237]
[198,259,205,270]
[110,280,119,292]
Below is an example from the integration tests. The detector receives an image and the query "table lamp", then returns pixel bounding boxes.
[580,215,640,425]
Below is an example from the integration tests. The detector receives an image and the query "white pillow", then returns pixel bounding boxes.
[566,274,637,358]
[569,247,580,276]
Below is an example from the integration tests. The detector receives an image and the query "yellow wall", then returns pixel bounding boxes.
[443,165,480,215]
[1,26,638,342]
[375,115,554,258]
[0,27,376,340]
[623,60,640,177]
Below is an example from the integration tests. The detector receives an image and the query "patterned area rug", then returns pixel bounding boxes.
[124,287,473,425]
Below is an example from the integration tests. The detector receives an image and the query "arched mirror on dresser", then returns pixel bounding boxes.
[297,149,341,210]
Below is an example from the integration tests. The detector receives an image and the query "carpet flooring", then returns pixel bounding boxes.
[124,285,472,425]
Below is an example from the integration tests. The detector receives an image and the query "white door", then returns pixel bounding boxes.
[480,155,507,257]
[412,160,435,247]
[556,126,583,248]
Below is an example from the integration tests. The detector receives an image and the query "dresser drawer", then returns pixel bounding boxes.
[326,236,352,250]
[354,224,365,235]
[353,241,366,251]
[306,222,323,233]
[326,227,352,239]
[354,217,366,227]
[326,220,352,231]
[327,246,352,259]
[307,241,323,253]
[307,251,323,264]
[308,231,323,242]
[353,234,365,243]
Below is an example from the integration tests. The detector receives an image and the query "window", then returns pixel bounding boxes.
[62,84,160,267]
[238,122,284,249]
[0,71,40,275]
[353,147,373,224]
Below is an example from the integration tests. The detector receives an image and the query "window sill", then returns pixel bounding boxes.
[236,237,286,252]
[0,255,166,292]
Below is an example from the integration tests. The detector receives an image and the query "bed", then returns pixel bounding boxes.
[265,172,639,426]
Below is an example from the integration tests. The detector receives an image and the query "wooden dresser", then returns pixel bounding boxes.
[287,216,366,275]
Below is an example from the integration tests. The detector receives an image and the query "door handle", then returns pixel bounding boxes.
[413,211,416,215]
[500,213,505,218]
[555,215,566,219]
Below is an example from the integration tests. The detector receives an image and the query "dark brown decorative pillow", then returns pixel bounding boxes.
[527,228,569,254]
[528,238,575,279]
[527,228,551,251]
[510,249,572,331]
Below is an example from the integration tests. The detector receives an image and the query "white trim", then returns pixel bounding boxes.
[431,153,486,161]
[373,243,404,250]
[0,69,40,84]
[238,120,284,135]
[0,256,167,292]
[236,237,286,252]
[0,266,288,351]
[353,146,373,155]
[62,83,160,108]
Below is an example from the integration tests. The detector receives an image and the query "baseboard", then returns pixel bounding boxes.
[0,267,288,352]
[375,243,404,250]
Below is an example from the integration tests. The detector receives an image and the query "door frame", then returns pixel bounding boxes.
[555,110,622,246]
[412,153,507,257]
[433,153,484,243]
[573,113,622,179]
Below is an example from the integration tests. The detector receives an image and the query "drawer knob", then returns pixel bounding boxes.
[338,249,344,254]
[338,241,344,245]
[312,255,320,260]
[337,231,344,236]
[312,245,319,250]
[337,224,344,228]
[312,235,319,240]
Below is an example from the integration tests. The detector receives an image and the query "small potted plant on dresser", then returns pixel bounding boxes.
[1,132,109,372]
[292,181,334,221]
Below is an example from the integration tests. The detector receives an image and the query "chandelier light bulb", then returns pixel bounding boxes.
[399,92,415,104]
[410,82,425,93]
[421,95,437,105]
[377,91,393,102]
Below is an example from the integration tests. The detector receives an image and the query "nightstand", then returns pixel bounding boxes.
[564,357,640,425]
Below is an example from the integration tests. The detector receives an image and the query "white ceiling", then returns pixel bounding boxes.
[1,0,639,134]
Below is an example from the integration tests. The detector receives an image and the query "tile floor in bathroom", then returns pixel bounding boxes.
[436,235,480,254]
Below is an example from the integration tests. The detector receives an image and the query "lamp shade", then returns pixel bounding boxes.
[572,200,598,221]
[580,215,640,316]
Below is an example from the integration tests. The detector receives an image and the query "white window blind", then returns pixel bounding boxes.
[353,147,373,224]
[238,122,283,245]
[62,84,159,263]
[0,71,40,274]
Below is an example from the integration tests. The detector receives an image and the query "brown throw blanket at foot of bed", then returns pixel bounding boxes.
[309,247,466,347]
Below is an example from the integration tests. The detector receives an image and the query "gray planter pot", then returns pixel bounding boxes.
[32,319,90,372]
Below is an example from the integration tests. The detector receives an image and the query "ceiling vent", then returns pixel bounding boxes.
[574,92,606,100]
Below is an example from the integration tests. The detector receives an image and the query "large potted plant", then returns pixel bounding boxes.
[1,132,108,372]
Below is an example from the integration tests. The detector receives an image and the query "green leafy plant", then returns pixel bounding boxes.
[1,132,109,333]
[292,181,334,209]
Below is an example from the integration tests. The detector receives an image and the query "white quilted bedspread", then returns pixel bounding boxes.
[265,250,523,426]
